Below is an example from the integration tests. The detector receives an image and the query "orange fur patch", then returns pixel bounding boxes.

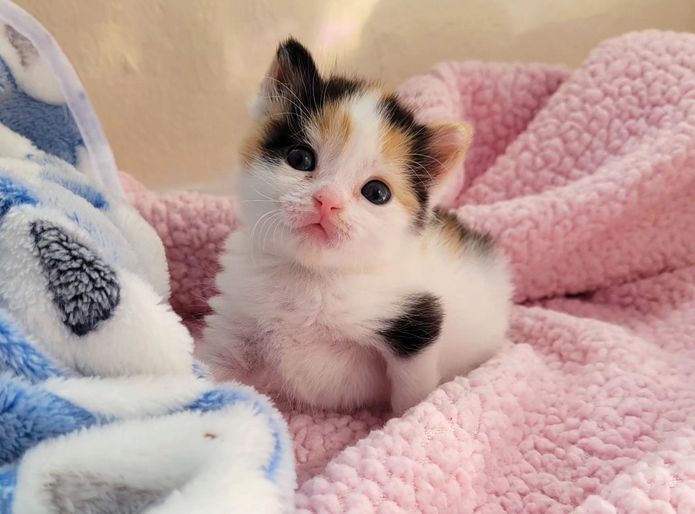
[311,102,352,157]
[379,122,420,214]
[428,209,494,256]
[437,213,467,254]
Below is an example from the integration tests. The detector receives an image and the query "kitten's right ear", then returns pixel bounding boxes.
[253,38,320,118]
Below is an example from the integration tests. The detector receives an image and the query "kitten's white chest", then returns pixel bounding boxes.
[253,271,356,337]
[283,285,336,329]
[272,298,392,410]
[205,240,391,410]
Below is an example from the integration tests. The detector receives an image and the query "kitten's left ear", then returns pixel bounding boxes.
[428,121,473,177]
[252,38,321,118]
[427,121,473,205]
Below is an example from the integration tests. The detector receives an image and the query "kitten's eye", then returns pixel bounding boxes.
[286,145,316,171]
[361,180,391,205]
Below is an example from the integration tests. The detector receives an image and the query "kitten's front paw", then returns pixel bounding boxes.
[388,364,439,416]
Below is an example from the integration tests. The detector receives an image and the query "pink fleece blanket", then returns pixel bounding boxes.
[123,31,695,513]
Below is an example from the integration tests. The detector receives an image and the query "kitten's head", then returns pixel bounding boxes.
[239,38,471,269]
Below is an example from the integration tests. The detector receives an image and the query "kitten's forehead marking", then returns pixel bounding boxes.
[313,102,352,155]
[344,91,382,164]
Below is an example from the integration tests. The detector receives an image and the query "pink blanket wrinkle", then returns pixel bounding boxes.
[124,30,695,513]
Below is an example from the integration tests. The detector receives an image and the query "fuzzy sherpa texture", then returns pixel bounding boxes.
[0,3,296,513]
[125,30,695,513]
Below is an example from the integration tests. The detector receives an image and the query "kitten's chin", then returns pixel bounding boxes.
[285,236,355,271]
[290,243,341,269]
[287,223,347,259]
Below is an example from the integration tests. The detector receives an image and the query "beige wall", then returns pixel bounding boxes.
[15,0,695,192]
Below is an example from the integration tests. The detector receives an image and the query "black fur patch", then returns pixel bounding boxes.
[260,39,363,163]
[379,293,444,357]
[276,38,320,83]
[432,208,495,255]
[379,95,438,226]
[378,94,417,132]
[31,220,120,336]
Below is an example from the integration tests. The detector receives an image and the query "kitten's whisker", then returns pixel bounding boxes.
[249,176,278,198]
[256,210,278,255]
[265,96,310,120]
[407,160,437,184]
[408,152,446,179]
[409,152,445,167]
[264,91,309,116]
[320,77,329,118]
[250,210,276,242]
[265,79,312,119]
[261,212,282,255]
[310,77,319,117]
[262,110,298,118]
[257,213,273,254]
[258,211,280,255]
[270,213,283,250]
[274,85,311,119]
[262,214,278,255]
[250,209,280,265]
[252,188,275,201]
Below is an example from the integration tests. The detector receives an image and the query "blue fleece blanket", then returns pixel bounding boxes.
[0,2,295,513]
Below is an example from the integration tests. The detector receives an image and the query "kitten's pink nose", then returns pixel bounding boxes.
[313,189,343,218]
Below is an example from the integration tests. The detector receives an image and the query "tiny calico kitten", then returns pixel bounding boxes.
[202,39,512,414]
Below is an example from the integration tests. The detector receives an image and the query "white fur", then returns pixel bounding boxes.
[203,91,512,414]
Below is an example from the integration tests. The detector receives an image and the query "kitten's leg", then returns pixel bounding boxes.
[385,347,440,415]
[377,292,445,414]
[199,328,254,382]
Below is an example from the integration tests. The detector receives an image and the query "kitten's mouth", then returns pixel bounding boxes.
[301,222,332,245]
[296,212,348,247]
